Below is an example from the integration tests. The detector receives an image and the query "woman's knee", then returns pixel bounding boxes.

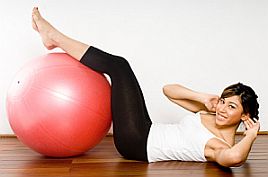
[112,56,131,68]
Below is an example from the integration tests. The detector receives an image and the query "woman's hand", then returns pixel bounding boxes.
[203,94,220,113]
[243,118,260,138]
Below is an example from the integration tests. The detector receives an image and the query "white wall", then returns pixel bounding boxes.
[1,0,267,134]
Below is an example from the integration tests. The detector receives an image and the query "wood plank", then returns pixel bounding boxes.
[0,135,267,177]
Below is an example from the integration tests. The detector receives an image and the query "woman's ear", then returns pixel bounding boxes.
[241,113,250,121]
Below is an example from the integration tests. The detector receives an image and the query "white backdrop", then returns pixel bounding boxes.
[0,0,267,134]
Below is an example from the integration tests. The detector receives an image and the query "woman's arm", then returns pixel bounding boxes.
[213,120,260,167]
[214,133,257,167]
[162,84,219,113]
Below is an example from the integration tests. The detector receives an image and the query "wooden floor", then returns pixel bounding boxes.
[0,135,267,177]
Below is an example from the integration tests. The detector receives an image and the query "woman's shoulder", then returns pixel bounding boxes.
[198,111,217,123]
[204,137,232,161]
[198,110,216,116]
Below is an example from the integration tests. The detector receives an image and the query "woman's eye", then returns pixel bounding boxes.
[220,99,225,104]
[229,105,235,109]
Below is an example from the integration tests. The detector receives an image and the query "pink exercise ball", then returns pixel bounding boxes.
[6,53,111,157]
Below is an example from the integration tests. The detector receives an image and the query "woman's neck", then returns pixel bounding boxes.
[216,123,240,146]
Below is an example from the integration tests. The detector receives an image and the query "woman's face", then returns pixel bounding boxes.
[215,95,245,127]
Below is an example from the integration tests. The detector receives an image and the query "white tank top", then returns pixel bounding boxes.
[147,113,225,163]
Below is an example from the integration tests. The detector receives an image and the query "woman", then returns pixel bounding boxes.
[32,7,260,167]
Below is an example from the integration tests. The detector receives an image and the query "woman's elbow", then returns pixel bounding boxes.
[231,152,247,167]
[162,84,179,96]
[162,85,171,96]
[221,153,246,167]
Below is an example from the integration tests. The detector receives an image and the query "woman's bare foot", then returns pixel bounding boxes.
[32,7,90,60]
[32,7,61,50]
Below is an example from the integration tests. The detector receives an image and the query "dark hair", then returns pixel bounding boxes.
[220,83,259,120]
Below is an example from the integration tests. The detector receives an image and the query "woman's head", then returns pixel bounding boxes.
[215,83,259,127]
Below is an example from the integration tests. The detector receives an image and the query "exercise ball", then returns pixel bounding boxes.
[6,53,112,157]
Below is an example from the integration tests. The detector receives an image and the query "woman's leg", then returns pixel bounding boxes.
[32,8,152,161]
[32,7,89,60]
[80,47,152,161]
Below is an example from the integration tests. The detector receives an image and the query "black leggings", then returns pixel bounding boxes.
[80,46,152,161]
